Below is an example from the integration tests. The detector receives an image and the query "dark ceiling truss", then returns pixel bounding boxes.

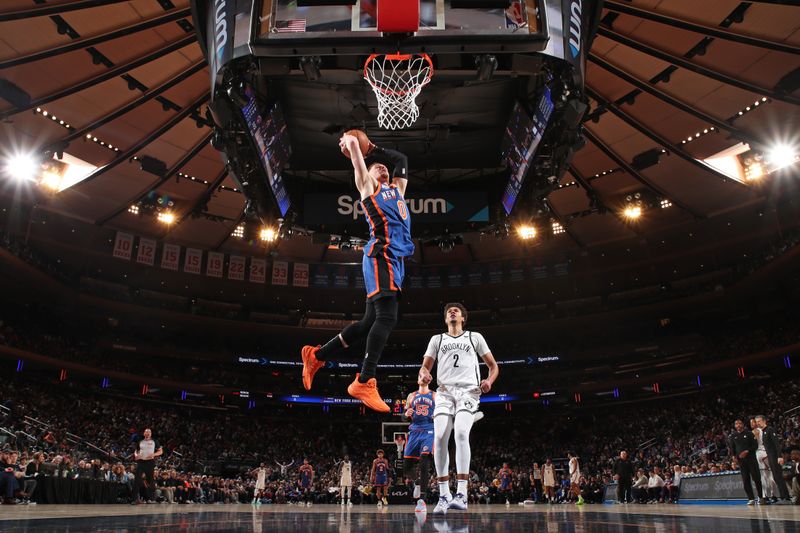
[588,53,761,149]
[0,0,132,22]
[80,93,209,208]
[97,128,213,224]
[567,164,642,238]
[602,1,800,56]
[47,60,206,152]
[582,128,704,219]
[584,86,752,190]
[160,167,230,238]
[0,8,192,70]
[596,27,800,107]
[0,34,196,121]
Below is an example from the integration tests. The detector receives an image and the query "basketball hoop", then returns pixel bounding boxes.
[364,53,434,130]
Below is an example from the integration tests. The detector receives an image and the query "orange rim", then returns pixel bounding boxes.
[364,53,434,97]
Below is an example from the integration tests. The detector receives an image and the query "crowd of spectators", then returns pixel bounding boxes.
[2,369,799,506]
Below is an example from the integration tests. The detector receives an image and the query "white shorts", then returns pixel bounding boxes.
[570,473,580,485]
[433,386,481,417]
[256,481,265,491]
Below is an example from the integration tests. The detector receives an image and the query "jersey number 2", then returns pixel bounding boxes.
[453,353,459,367]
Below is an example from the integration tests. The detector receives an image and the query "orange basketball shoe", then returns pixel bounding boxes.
[347,374,390,413]
[301,345,324,391]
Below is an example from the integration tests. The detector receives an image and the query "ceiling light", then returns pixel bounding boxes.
[766,144,798,170]
[128,205,140,215]
[4,153,39,182]
[623,206,642,219]
[552,221,565,235]
[157,212,175,224]
[517,225,536,239]
[260,227,277,242]
[233,224,245,238]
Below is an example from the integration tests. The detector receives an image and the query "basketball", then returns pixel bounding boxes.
[341,129,372,159]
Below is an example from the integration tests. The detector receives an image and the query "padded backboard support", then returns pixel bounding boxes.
[378,0,420,33]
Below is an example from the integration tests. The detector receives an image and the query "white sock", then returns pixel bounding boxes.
[457,479,468,496]
[438,481,451,498]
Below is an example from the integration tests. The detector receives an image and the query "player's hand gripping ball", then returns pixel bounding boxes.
[340,129,373,159]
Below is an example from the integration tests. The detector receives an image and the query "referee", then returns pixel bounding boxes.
[132,428,163,504]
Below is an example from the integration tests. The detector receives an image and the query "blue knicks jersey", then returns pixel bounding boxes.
[409,391,434,430]
[362,184,414,259]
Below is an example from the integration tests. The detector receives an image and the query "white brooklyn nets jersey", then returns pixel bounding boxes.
[424,331,490,389]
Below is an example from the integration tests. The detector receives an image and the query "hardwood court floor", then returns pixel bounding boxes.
[1,503,799,532]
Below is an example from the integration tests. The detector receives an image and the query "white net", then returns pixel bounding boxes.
[364,54,433,130]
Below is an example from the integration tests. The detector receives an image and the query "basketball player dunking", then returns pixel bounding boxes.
[404,376,435,513]
[418,303,499,514]
[371,449,391,506]
[301,131,413,412]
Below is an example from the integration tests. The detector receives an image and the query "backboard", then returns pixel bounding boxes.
[255,0,548,56]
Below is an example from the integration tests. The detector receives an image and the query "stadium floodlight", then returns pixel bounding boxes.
[260,227,277,242]
[4,153,39,182]
[517,225,536,240]
[767,144,798,170]
[157,212,175,225]
[623,206,642,220]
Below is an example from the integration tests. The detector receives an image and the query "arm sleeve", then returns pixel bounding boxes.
[472,332,491,357]
[370,146,408,180]
[424,335,439,360]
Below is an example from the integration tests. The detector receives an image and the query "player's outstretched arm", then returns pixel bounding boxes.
[371,145,409,197]
[340,134,373,199]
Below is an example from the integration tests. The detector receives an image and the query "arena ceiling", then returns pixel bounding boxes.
[0,0,799,265]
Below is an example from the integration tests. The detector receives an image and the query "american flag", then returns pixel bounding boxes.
[276,19,306,33]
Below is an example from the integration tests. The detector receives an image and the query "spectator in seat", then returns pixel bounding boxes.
[1,450,25,504]
[647,468,665,503]
[631,469,648,503]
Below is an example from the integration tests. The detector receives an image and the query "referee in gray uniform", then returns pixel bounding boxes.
[132,428,163,504]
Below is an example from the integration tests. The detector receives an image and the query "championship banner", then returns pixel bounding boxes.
[447,266,464,288]
[206,251,224,278]
[354,268,365,289]
[229,255,246,281]
[161,243,180,271]
[332,265,350,289]
[554,262,570,277]
[271,260,288,285]
[112,231,133,260]
[292,262,309,287]
[311,264,331,288]
[488,263,504,284]
[531,262,548,279]
[407,265,424,289]
[425,267,442,289]
[467,264,484,286]
[508,260,526,282]
[184,248,202,275]
[249,258,266,284]
[136,237,156,266]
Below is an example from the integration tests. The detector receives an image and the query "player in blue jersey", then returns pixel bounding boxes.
[301,131,413,413]
[371,449,391,506]
[298,459,314,506]
[403,375,435,513]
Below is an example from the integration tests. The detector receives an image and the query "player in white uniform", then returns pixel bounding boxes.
[251,463,267,505]
[339,455,353,506]
[418,303,499,514]
[568,453,584,505]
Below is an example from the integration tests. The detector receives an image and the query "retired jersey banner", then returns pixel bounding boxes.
[184,248,202,275]
[292,262,309,287]
[447,266,464,288]
[161,243,180,271]
[271,260,288,285]
[136,237,156,266]
[229,255,246,281]
[407,265,424,289]
[468,263,484,286]
[206,251,224,278]
[249,258,266,284]
[508,260,526,282]
[112,231,133,260]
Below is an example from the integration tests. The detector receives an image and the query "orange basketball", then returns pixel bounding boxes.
[341,129,372,159]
